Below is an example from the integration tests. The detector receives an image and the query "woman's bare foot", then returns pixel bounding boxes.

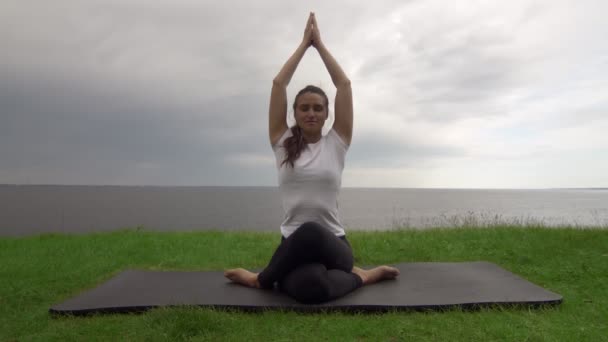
[224,268,260,288]
[352,265,400,285]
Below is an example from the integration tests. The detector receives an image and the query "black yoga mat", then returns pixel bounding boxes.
[50,262,562,315]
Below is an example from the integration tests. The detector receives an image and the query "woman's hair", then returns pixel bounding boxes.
[281,85,329,168]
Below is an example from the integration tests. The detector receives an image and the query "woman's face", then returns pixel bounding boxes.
[294,92,327,135]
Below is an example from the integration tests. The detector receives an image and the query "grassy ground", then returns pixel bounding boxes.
[1,227,607,341]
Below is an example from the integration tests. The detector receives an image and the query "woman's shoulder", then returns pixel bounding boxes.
[327,128,349,150]
[272,128,293,149]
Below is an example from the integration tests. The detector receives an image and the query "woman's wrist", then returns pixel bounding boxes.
[295,42,310,57]
[314,41,329,58]
[299,39,312,49]
[313,40,326,51]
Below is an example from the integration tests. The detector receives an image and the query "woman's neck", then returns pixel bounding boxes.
[302,131,322,144]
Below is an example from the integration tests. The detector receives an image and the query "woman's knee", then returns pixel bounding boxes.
[281,264,331,304]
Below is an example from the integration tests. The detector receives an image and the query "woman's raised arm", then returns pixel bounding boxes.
[311,13,353,146]
[269,14,314,146]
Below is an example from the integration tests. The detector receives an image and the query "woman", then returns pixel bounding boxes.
[224,12,399,304]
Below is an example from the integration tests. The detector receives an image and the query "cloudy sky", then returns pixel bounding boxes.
[1,0,607,188]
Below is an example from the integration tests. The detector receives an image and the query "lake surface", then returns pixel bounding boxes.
[1,185,607,236]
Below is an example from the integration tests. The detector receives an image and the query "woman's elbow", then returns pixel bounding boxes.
[272,78,288,88]
[336,79,351,88]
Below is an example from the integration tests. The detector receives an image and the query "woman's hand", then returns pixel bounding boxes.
[310,13,323,48]
[301,12,314,47]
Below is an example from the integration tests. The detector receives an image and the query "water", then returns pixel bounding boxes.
[1,185,607,236]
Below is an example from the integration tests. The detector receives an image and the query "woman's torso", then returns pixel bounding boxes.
[273,128,349,237]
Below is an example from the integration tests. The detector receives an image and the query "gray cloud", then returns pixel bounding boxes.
[352,2,546,124]
[0,66,273,185]
[349,134,465,168]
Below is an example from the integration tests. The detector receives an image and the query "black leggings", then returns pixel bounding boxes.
[257,222,363,304]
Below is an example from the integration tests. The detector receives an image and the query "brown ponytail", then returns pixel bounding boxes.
[281,85,329,168]
[281,126,305,168]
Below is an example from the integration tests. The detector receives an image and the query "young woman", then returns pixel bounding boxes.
[224,12,399,304]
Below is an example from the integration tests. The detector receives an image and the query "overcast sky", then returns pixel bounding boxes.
[1,0,607,188]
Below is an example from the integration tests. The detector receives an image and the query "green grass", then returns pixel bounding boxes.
[1,227,607,341]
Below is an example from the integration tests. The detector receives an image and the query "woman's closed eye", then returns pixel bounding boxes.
[300,105,324,112]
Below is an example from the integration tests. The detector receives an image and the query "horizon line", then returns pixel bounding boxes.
[1,184,606,190]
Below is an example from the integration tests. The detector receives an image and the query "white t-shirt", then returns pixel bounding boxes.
[272,128,349,238]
